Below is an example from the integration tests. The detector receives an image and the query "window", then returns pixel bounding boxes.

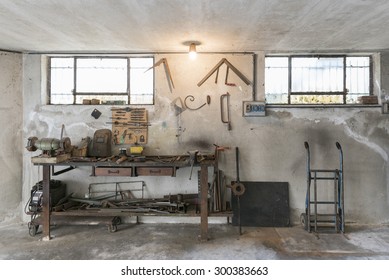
[49,56,154,105]
[265,55,371,105]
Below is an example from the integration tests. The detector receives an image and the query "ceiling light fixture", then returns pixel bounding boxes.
[189,43,197,60]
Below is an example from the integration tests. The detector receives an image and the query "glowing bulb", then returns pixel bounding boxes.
[189,43,197,60]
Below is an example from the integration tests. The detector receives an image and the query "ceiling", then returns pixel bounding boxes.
[1,0,389,54]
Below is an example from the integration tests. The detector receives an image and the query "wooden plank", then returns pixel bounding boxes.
[31,153,71,164]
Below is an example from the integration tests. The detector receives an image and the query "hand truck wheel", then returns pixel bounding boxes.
[28,222,39,237]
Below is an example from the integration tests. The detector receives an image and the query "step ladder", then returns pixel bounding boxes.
[301,141,345,233]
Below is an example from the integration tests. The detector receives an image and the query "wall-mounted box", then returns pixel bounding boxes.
[242,101,266,117]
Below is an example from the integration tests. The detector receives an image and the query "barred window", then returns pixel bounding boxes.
[265,55,371,105]
[49,56,154,105]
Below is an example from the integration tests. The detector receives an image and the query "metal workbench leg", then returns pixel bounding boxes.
[42,165,51,241]
[314,171,318,232]
[199,165,209,241]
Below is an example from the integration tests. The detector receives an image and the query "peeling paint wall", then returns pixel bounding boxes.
[0,51,23,224]
[18,52,389,226]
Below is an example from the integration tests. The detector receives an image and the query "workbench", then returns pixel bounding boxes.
[32,154,230,241]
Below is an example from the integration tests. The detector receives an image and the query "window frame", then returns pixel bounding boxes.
[47,55,155,105]
[265,54,373,105]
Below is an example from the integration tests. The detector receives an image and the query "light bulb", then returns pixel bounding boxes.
[189,43,197,60]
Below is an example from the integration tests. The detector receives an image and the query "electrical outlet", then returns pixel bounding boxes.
[242,101,266,117]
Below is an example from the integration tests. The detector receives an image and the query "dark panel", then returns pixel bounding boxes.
[232,181,289,227]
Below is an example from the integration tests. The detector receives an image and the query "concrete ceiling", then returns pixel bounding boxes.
[1,0,389,53]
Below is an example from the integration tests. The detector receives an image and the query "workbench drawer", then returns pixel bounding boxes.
[136,167,176,177]
[94,167,132,176]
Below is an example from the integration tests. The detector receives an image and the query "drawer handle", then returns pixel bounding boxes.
[108,170,120,174]
[149,169,162,174]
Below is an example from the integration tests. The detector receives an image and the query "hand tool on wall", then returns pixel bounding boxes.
[184,95,211,110]
[145,58,175,93]
[197,58,251,87]
[220,92,231,130]
[91,108,102,119]
[224,66,236,86]
[171,97,187,116]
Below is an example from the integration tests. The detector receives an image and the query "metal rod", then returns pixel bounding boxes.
[42,165,51,240]
[51,166,75,176]
[314,171,318,232]
[305,141,311,232]
[235,147,240,182]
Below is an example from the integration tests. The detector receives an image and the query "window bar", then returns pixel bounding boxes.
[288,57,292,104]
[369,56,373,96]
[73,58,77,105]
[127,58,130,105]
[47,58,52,105]
[343,56,346,104]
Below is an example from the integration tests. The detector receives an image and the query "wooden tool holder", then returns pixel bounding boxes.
[111,108,148,145]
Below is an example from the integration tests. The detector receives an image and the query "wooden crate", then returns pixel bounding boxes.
[358,96,378,104]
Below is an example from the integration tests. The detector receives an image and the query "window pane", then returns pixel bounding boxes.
[291,57,344,92]
[346,57,370,98]
[130,57,154,105]
[265,57,288,104]
[50,58,74,104]
[76,58,127,93]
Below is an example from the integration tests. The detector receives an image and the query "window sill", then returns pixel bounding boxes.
[265,104,382,109]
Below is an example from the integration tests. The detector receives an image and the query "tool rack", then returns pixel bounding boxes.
[301,141,345,233]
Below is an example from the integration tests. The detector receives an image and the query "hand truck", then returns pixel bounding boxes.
[300,141,344,233]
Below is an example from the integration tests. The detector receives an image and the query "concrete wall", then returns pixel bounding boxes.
[17,52,389,226]
[0,51,23,224]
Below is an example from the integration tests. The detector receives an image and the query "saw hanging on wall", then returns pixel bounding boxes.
[145,58,175,93]
[197,58,251,87]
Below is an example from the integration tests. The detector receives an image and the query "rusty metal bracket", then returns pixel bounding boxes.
[184,95,210,111]
[51,165,76,176]
[197,58,251,87]
[145,58,175,92]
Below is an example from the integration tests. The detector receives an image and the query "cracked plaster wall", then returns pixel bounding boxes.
[14,52,389,226]
[0,51,23,224]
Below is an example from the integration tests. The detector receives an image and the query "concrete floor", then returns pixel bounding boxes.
[1,222,389,260]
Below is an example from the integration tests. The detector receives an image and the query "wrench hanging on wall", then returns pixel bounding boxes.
[220,92,231,131]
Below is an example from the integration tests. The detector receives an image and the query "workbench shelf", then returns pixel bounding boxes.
[31,153,228,241]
